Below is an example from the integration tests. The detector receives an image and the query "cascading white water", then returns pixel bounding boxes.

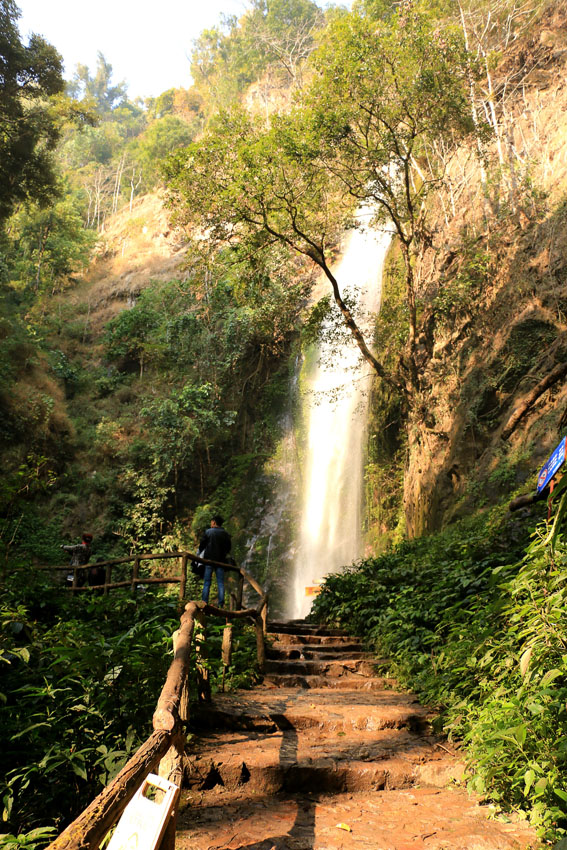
[289,218,391,619]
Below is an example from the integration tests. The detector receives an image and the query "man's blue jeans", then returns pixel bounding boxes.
[202,564,225,607]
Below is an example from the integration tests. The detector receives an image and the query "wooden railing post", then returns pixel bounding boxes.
[47,577,272,849]
[179,553,188,602]
[46,730,171,850]
[131,557,140,595]
[195,608,211,703]
[156,733,183,850]
[104,563,112,596]
[236,573,244,610]
[156,627,188,850]
[221,623,233,692]
[261,596,268,635]
[254,614,266,673]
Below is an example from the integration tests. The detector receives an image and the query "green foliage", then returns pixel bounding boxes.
[301,295,333,347]
[313,498,567,836]
[67,52,128,116]
[0,827,57,849]
[306,0,477,242]
[374,251,409,366]
[146,88,203,123]
[61,121,127,170]
[86,247,305,549]
[0,0,65,223]
[0,299,72,505]
[103,300,160,369]
[190,0,323,116]
[433,239,491,321]
[167,0,481,396]
[0,576,259,838]
[131,116,195,189]
[6,195,96,297]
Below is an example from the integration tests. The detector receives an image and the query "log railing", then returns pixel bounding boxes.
[45,556,268,850]
[39,550,252,606]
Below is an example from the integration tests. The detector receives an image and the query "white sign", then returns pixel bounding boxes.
[106,773,180,850]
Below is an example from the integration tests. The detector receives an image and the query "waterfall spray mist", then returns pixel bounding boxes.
[289,221,391,620]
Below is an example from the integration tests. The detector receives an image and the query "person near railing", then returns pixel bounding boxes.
[62,532,93,587]
[199,515,231,607]
[88,559,106,593]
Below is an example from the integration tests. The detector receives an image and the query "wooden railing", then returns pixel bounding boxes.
[40,550,254,609]
[45,555,268,850]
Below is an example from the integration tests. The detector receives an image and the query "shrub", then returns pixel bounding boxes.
[313,502,567,837]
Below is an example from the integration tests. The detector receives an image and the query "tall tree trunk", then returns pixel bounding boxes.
[458,3,490,220]
[35,223,51,290]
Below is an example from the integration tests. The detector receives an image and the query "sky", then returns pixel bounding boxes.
[16,0,249,101]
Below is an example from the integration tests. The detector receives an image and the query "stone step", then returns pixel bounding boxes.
[269,632,358,646]
[184,727,461,795]
[262,673,392,690]
[190,687,428,734]
[267,644,365,660]
[176,786,538,850]
[264,657,378,677]
[267,623,348,637]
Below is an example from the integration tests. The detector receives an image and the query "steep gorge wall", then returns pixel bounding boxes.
[401,3,567,536]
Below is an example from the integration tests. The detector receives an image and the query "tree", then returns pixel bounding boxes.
[8,193,95,294]
[67,52,128,115]
[130,115,196,190]
[147,87,203,124]
[0,0,65,223]
[164,108,394,386]
[304,0,476,391]
[190,20,254,116]
[241,0,324,87]
[165,1,477,400]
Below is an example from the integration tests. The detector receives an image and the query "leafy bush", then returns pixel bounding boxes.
[313,502,567,837]
[0,575,259,839]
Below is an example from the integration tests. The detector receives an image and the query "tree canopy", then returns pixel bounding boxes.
[0,0,65,223]
[304,0,477,388]
[166,0,478,398]
[67,51,128,115]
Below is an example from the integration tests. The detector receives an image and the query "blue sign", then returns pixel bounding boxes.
[537,436,567,492]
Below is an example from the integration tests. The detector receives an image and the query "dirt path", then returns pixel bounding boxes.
[176,621,538,850]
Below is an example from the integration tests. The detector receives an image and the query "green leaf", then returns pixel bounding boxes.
[21,827,57,841]
[71,763,87,780]
[10,723,50,741]
[519,646,532,677]
[524,769,536,795]
[541,669,564,687]
[512,725,527,747]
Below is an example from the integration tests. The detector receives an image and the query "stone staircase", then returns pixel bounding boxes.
[176,621,538,850]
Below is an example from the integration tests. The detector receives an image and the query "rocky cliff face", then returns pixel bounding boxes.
[402,1,567,536]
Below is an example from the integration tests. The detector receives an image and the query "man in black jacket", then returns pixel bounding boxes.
[200,515,231,607]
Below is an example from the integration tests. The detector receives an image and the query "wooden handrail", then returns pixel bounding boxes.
[46,558,269,850]
[39,550,264,625]
[37,552,184,570]
[69,577,181,592]
[153,602,198,732]
[47,729,171,850]
[38,550,243,574]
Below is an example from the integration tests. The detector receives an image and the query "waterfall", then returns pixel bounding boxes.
[289,218,391,620]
